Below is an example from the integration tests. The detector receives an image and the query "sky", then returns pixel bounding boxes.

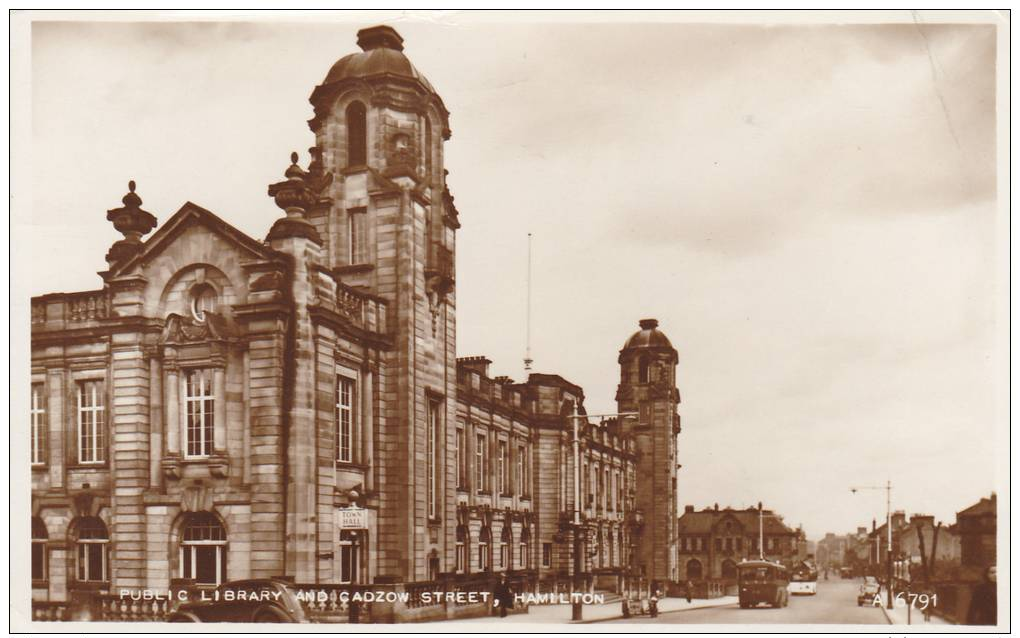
[19,11,1005,539]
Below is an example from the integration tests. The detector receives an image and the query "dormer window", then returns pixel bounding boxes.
[190,285,217,323]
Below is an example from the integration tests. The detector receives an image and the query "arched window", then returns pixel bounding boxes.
[455,525,468,574]
[721,559,737,580]
[638,356,650,384]
[190,284,217,323]
[32,517,48,582]
[74,517,108,583]
[346,102,367,167]
[686,558,703,580]
[179,512,227,586]
[424,117,432,171]
[499,525,512,570]
[519,527,531,569]
[478,526,491,572]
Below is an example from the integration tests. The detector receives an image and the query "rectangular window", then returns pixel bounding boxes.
[77,542,107,582]
[737,537,744,551]
[542,542,552,568]
[516,445,526,495]
[456,423,467,489]
[349,208,368,265]
[479,538,489,571]
[76,380,105,464]
[336,375,356,463]
[475,432,487,492]
[427,398,441,519]
[714,538,723,551]
[184,370,215,458]
[617,470,624,512]
[32,541,46,581]
[498,440,508,494]
[31,383,45,466]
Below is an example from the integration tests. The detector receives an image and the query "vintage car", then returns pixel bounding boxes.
[168,578,310,623]
[857,576,881,607]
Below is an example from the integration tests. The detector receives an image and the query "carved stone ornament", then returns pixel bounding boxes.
[160,312,238,345]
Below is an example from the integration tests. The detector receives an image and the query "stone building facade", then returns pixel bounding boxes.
[676,505,800,582]
[29,25,681,610]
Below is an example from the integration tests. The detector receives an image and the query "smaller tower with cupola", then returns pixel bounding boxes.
[616,319,681,584]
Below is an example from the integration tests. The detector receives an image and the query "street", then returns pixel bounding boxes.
[612,579,887,625]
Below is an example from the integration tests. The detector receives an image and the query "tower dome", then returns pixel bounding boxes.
[308,25,449,134]
[621,318,675,352]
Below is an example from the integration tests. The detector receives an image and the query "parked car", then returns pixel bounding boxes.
[168,578,310,623]
[857,576,880,607]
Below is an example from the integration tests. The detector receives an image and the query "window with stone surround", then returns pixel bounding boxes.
[345,101,367,167]
[427,397,442,520]
[478,526,491,572]
[497,440,508,495]
[348,208,368,265]
[475,432,488,493]
[32,517,48,582]
[542,542,552,568]
[499,524,511,569]
[184,369,215,458]
[31,383,45,466]
[455,525,467,573]
[516,444,526,496]
[76,380,105,465]
[179,512,227,586]
[455,422,467,490]
[336,373,357,463]
[74,517,108,583]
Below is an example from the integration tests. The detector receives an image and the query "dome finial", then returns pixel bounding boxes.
[128,180,136,193]
[639,318,659,330]
[290,151,299,165]
[357,25,405,52]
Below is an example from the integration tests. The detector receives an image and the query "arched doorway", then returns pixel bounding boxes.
[721,559,737,579]
[686,558,703,580]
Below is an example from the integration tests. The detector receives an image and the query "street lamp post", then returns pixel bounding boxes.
[851,480,893,610]
[568,402,639,621]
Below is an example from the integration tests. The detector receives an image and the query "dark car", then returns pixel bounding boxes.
[168,579,309,623]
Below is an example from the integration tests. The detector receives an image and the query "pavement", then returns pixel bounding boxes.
[880,597,950,626]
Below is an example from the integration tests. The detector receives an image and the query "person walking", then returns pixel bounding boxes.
[493,574,514,618]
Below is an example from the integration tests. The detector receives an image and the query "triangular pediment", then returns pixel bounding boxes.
[105,201,279,279]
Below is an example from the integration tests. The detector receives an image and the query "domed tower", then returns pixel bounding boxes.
[307,26,459,583]
[617,318,681,584]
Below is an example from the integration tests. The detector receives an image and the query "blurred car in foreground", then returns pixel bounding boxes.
[168,579,309,623]
[857,576,881,607]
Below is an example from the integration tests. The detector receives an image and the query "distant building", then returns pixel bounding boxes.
[955,493,996,580]
[677,505,799,581]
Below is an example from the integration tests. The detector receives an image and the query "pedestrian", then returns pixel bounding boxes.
[650,585,660,618]
[685,580,693,604]
[966,566,997,626]
[493,574,514,618]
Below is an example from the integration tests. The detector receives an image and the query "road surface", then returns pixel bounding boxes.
[612,579,888,625]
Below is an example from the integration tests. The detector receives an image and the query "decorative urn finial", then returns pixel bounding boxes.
[105,180,157,266]
[266,151,323,245]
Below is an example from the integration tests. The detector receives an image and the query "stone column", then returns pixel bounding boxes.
[149,357,163,489]
[165,365,179,455]
[213,366,227,454]
[46,369,65,489]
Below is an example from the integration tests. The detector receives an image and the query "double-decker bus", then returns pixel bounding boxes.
[737,560,790,609]
[788,560,818,595]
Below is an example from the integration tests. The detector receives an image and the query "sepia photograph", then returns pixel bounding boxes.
[9,8,1009,632]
